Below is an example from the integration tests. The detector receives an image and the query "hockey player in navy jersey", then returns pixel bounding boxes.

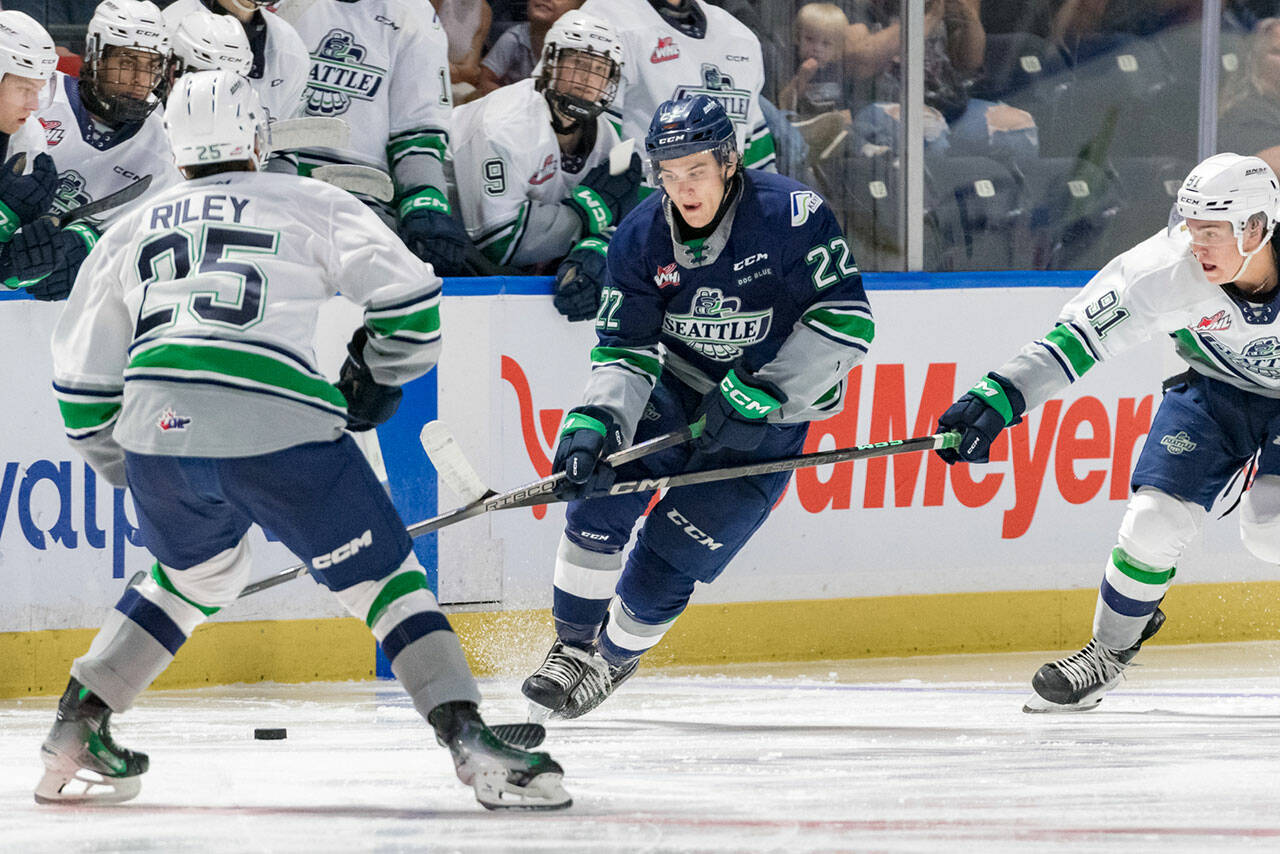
[34,70,570,811]
[520,95,874,719]
[937,153,1280,713]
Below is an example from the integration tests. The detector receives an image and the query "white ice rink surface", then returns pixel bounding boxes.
[3,642,1279,854]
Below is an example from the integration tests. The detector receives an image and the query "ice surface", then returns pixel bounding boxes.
[3,642,1279,853]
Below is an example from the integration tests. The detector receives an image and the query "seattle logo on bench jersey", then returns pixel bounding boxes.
[305,29,387,117]
[52,171,91,215]
[663,287,772,361]
[673,64,750,127]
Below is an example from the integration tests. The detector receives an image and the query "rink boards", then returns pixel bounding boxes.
[3,273,1278,697]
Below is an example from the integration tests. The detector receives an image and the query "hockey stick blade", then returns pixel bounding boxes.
[236,423,700,599]
[311,164,394,202]
[53,175,153,226]
[489,722,546,749]
[420,420,491,502]
[269,117,350,151]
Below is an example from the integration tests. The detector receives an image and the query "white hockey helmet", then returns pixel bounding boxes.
[536,10,623,132]
[171,10,253,78]
[0,11,58,109]
[1171,152,1280,278]
[82,0,172,126]
[165,68,270,171]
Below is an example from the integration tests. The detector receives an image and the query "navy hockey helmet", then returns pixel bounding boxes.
[644,95,738,176]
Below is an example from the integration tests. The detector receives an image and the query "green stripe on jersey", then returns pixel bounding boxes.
[803,308,875,344]
[366,571,429,628]
[1043,324,1096,377]
[1111,547,1176,586]
[387,132,448,163]
[590,345,662,380]
[128,342,346,409]
[366,303,440,338]
[479,203,528,265]
[1172,329,1216,368]
[57,399,121,431]
[744,131,776,169]
[560,411,608,439]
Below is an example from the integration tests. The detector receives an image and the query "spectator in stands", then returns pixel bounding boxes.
[477,0,580,97]
[434,0,492,100]
[844,0,1039,159]
[779,3,854,119]
[1219,17,1280,177]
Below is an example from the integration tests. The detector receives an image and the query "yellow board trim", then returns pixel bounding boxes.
[5,581,1279,698]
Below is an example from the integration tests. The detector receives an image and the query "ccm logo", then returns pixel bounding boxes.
[312,529,373,569]
[733,253,767,271]
[666,508,723,551]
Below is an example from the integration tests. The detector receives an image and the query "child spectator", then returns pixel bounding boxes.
[779,3,855,120]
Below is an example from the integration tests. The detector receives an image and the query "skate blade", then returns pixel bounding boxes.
[489,722,547,749]
[34,765,142,805]
[472,767,572,811]
[1022,691,1104,714]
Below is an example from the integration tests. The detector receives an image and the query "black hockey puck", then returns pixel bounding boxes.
[253,727,287,740]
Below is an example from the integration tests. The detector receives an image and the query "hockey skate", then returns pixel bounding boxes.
[1023,608,1166,713]
[428,701,571,811]
[558,654,637,720]
[521,641,597,718]
[34,679,149,805]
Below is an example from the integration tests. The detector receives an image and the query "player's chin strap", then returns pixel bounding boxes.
[1229,220,1277,283]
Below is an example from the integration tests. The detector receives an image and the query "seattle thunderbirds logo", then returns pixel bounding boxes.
[1202,334,1280,381]
[673,64,751,126]
[662,287,772,362]
[52,170,91,215]
[305,29,387,117]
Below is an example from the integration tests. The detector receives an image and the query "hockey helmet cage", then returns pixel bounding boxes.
[165,68,270,171]
[644,95,738,175]
[82,0,171,127]
[536,10,622,132]
[172,10,252,78]
[0,11,57,108]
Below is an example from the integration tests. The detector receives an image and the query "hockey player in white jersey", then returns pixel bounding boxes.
[0,11,60,261]
[35,69,571,811]
[937,153,1280,712]
[170,8,254,79]
[278,0,470,276]
[580,0,775,175]
[451,10,642,319]
[4,0,181,302]
[161,0,309,122]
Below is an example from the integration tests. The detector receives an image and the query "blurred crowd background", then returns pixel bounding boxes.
[10,0,1277,273]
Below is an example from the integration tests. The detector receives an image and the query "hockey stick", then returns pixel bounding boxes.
[52,175,153,226]
[236,422,700,599]
[311,164,395,202]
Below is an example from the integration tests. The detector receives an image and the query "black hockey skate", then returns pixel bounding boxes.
[1024,608,1166,713]
[428,701,571,810]
[521,641,597,717]
[34,678,149,804]
[558,654,638,720]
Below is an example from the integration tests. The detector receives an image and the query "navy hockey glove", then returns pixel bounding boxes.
[935,372,1026,464]
[335,327,403,432]
[563,153,643,237]
[551,405,625,499]
[699,369,786,452]
[0,152,57,240]
[398,187,470,277]
[553,237,607,322]
[6,221,97,302]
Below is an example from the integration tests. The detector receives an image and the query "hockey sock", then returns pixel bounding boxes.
[598,596,673,666]
[71,563,214,712]
[551,534,622,647]
[332,556,481,720]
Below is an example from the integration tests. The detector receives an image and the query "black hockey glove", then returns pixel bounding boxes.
[935,372,1025,464]
[398,189,471,277]
[0,152,58,240]
[563,152,643,237]
[553,237,608,322]
[7,221,96,302]
[698,369,786,452]
[551,405,625,499]
[335,327,403,432]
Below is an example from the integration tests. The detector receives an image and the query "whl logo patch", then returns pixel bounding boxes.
[654,262,680,289]
[651,36,679,63]
[1195,310,1230,332]
[157,408,190,431]
[39,118,64,147]
[1160,431,1197,455]
[662,286,772,361]
[305,29,387,117]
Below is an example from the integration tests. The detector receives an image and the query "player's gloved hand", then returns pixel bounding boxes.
[551,405,625,499]
[6,220,96,301]
[335,327,403,432]
[0,153,58,239]
[399,208,470,277]
[563,152,643,237]
[698,369,786,452]
[553,237,607,322]
[935,371,1026,464]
